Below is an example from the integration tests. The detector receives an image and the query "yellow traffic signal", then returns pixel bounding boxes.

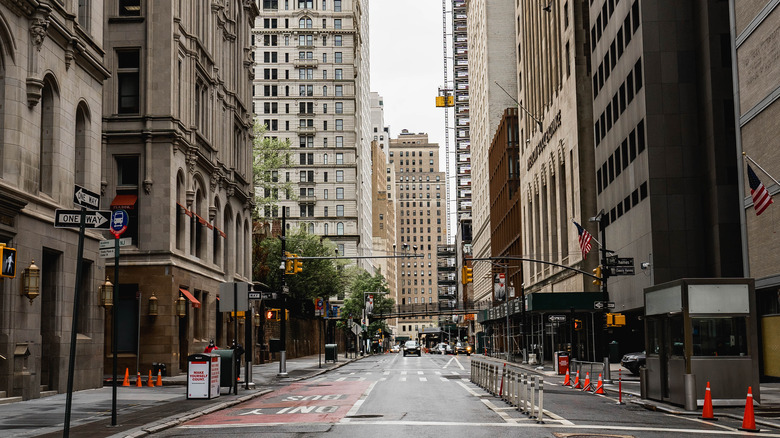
[294,255,303,274]
[574,319,583,331]
[592,265,602,286]
[284,252,294,274]
[606,313,626,327]
[461,266,473,284]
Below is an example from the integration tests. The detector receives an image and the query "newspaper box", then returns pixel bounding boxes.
[187,353,221,399]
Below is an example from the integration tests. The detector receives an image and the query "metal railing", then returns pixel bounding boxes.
[470,357,545,424]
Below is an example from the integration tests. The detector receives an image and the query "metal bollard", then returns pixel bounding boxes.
[520,373,527,413]
[536,377,545,424]
[528,376,536,418]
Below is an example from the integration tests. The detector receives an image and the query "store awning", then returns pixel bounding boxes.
[111,194,138,210]
[179,288,201,308]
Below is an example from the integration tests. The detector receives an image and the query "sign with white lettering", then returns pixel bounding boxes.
[54,209,111,229]
[73,185,100,210]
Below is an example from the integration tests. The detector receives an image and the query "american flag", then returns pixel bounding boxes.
[747,165,773,216]
[573,221,593,258]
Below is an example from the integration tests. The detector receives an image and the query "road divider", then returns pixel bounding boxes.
[470,357,545,423]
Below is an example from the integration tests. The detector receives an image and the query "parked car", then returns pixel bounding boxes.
[390,345,400,353]
[455,342,472,355]
[403,340,422,357]
[621,351,646,375]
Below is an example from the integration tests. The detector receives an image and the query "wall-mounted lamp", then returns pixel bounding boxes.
[22,260,40,304]
[148,292,158,316]
[176,294,186,318]
[253,309,260,327]
[99,276,113,309]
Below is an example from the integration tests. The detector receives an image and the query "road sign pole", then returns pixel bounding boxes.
[111,231,120,426]
[63,207,87,438]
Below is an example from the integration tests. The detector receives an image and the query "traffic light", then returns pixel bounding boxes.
[606,313,626,327]
[0,244,17,278]
[284,252,294,274]
[266,309,280,320]
[294,255,303,274]
[461,266,473,284]
[574,319,583,331]
[592,265,602,286]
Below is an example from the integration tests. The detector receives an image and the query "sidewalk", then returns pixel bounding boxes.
[476,354,780,429]
[0,352,363,438]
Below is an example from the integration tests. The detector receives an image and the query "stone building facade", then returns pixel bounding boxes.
[101,0,258,375]
[0,0,109,400]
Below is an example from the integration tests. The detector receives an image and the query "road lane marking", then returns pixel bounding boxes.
[417,371,424,375]
[420,377,427,382]
[336,377,346,381]
[400,377,407,382]
[340,380,379,423]
[456,380,484,397]
[481,399,514,423]
[401,371,407,375]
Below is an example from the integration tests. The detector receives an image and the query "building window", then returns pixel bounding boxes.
[336,136,343,147]
[336,205,344,216]
[334,0,341,11]
[78,0,90,31]
[334,35,342,46]
[336,153,343,164]
[336,170,344,182]
[335,69,343,80]
[117,50,140,114]
[119,0,140,16]
[336,119,343,130]
[336,187,344,199]
[335,52,342,63]
[299,17,312,28]
[336,223,344,235]
[334,19,342,29]
[335,102,343,113]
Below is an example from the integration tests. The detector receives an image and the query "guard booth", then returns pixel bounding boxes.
[643,278,760,408]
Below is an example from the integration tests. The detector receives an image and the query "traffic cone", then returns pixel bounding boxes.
[573,370,581,389]
[739,387,760,432]
[582,372,592,391]
[155,369,163,387]
[563,371,571,387]
[594,373,605,394]
[135,372,142,387]
[700,381,716,420]
[122,368,130,387]
[147,370,154,387]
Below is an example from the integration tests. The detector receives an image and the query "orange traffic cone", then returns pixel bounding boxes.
[573,370,581,389]
[563,371,571,387]
[147,370,154,387]
[594,373,605,394]
[700,381,716,420]
[155,370,163,387]
[739,387,759,432]
[122,368,130,387]
[135,372,142,387]
[582,372,592,391]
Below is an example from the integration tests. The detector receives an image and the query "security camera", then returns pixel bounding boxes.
[640,262,651,270]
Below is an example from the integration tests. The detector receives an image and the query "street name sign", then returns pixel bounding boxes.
[248,292,262,300]
[55,209,111,229]
[73,185,100,210]
[99,238,132,249]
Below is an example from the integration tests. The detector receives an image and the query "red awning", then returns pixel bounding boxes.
[179,288,201,308]
[111,194,138,210]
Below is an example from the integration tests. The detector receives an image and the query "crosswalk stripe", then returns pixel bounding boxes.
[420,377,427,382]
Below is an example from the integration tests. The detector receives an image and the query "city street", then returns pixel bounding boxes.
[156,353,777,437]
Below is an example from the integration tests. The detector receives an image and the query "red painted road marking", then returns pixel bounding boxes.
[185,380,371,425]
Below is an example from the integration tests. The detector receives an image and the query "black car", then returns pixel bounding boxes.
[403,340,421,357]
[621,351,646,375]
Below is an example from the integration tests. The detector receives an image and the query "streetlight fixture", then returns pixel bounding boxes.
[147,292,158,317]
[21,260,40,304]
[100,276,114,309]
[175,294,186,318]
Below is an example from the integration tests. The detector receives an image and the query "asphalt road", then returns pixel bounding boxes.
[157,353,780,437]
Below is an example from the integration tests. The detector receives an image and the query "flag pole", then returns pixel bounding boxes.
[571,218,603,249]
[744,153,780,187]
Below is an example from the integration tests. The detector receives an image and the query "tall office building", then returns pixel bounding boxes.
[371,142,397,334]
[467,0,518,306]
[0,0,109,400]
[730,0,780,379]
[370,92,390,156]
[253,0,374,272]
[390,131,448,341]
[588,0,742,349]
[102,1,258,374]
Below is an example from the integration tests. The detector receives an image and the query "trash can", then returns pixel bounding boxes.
[269,338,282,353]
[555,351,569,375]
[152,362,167,377]
[325,344,338,363]
[213,348,235,389]
[187,353,220,399]
[609,341,620,363]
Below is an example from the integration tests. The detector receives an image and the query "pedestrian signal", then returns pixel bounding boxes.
[266,309,280,320]
[574,319,583,331]
[0,245,16,278]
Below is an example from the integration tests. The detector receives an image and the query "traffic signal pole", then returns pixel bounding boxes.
[279,209,288,377]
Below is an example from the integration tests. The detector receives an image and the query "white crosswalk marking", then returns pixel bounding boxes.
[417,371,424,375]
[420,377,427,382]
[400,377,407,382]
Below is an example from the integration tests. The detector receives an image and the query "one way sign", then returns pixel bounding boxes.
[54,209,111,229]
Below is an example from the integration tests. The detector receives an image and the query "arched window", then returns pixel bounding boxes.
[235,212,243,276]
[308,223,314,234]
[299,17,312,28]
[244,219,251,277]
[175,171,186,250]
[223,206,234,273]
[40,76,59,196]
[212,197,222,265]
[337,222,344,235]
[74,103,90,188]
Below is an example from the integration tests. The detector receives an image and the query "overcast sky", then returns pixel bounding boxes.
[369,1,450,154]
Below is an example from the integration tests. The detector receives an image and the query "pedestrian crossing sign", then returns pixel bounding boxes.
[1,245,17,278]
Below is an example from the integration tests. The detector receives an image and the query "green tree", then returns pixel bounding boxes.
[338,269,395,337]
[257,230,348,301]
[252,121,293,219]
